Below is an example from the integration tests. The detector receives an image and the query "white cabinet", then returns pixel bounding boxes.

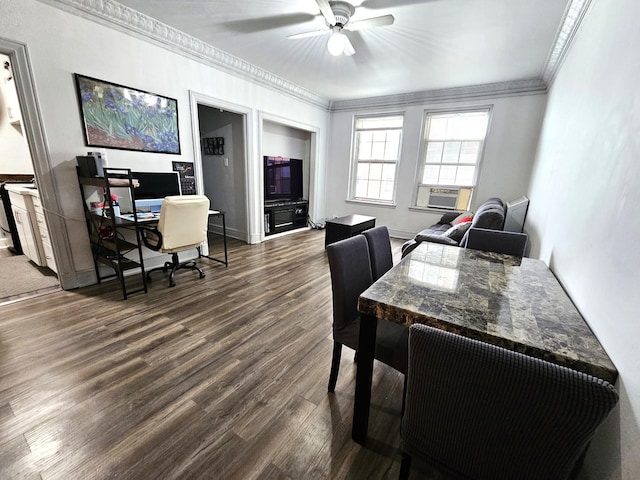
[6,186,48,268]
[32,195,57,273]
[11,203,40,262]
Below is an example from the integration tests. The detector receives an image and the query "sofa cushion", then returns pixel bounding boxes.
[481,197,505,209]
[416,223,451,237]
[444,220,472,242]
[414,233,459,246]
[471,206,505,230]
[470,198,506,230]
[438,211,461,224]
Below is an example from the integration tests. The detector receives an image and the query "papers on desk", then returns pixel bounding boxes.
[134,212,158,219]
[118,212,159,222]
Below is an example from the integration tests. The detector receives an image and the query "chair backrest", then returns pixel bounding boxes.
[402,324,619,480]
[326,235,373,348]
[158,195,210,251]
[465,226,528,256]
[362,226,393,281]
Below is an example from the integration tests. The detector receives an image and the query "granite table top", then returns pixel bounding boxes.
[358,242,618,384]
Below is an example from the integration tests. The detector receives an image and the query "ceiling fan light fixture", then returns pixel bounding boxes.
[327,29,346,56]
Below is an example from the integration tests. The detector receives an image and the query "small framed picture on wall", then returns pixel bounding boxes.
[202,137,224,155]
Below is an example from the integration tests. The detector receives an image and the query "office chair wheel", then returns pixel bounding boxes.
[199,272,206,279]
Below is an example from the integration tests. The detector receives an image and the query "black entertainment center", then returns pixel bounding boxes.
[264,200,308,235]
[263,156,308,236]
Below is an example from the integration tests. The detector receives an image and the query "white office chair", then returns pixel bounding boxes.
[140,195,210,287]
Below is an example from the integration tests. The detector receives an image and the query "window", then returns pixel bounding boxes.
[415,109,490,210]
[350,114,404,203]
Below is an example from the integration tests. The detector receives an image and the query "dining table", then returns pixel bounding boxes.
[352,241,618,444]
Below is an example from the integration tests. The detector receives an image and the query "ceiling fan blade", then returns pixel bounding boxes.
[343,35,356,56]
[286,29,329,40]
[346,14,395,31]
[361,0,432,9]
[224,13,316,34]
[316,0,336,25]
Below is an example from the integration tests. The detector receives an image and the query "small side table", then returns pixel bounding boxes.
[325,214,376,248]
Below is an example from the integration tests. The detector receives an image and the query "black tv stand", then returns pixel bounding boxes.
[264,200,308,236]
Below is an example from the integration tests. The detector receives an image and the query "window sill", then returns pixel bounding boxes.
[409,206,463,214]
[346,199,397,209]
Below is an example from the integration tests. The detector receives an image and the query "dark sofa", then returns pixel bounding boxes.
[401,197,506,257]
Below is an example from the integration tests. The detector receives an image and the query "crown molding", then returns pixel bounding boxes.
[329,78,548,112]
[330,0,593,113]
[37,0,589,113]
[37,0,330,110]
[542,0,593,85]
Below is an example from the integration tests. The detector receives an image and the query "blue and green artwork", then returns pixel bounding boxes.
[75,74,180,154]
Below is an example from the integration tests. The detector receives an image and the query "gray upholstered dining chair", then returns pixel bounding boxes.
[326,235,408,392]
[362,225,393,281]
[465,226,528,257]
[400,323,619,480]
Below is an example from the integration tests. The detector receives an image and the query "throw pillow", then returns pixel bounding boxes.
[451,211,473,225]
[455,215,473,224]
[444,221,472,243]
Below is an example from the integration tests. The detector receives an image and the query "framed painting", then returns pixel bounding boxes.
[74,74,180,154]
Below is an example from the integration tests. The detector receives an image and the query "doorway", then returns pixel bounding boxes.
[192,93,251,244]
[0,52,60,304]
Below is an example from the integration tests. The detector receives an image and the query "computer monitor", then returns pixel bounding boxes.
[131,171,181,212]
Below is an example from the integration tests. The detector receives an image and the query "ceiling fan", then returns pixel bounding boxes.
[287,0,395,56]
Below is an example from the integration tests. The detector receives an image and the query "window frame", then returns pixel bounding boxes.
[348,112,405,206]
[413,106,493,212]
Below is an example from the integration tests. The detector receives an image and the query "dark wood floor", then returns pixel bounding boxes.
[0,230,451,479]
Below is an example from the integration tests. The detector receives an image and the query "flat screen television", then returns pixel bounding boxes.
[264,156,303,201]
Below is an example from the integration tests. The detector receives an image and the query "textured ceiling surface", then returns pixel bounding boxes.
[115,0,571,101]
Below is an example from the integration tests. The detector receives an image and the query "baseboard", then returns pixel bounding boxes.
[388,229,415,241]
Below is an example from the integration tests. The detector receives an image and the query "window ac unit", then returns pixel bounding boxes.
[416,186,472,210]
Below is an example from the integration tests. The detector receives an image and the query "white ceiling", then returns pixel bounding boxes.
[115,0,572,101]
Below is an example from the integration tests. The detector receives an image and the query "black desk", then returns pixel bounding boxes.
[324,214,375,248]
[198,210,228,267]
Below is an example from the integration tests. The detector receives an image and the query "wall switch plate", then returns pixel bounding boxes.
[224,157,229,167]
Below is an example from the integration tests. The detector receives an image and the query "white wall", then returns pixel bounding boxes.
[0,53,33,176]
[0,0,329,288]
[526,0,640,478]
[326,94,547,238]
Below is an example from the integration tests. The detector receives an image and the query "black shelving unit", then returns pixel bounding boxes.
[77,167,147,299]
